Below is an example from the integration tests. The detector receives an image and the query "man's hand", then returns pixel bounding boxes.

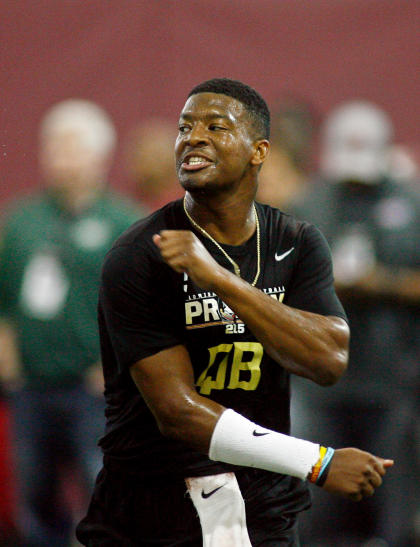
[322,447,394,501]
[153,230,225,290]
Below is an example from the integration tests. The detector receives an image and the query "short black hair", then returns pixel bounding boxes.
[188,78,270,140]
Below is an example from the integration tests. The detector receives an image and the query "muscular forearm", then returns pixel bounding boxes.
[210,268,349,385]
[155,389,225,453]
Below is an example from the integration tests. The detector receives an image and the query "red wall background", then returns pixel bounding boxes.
[1,0,419,205]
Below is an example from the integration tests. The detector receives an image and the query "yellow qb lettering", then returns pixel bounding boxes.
[196,344,231,395]
[196,342,263,395]
[227,342,262,391]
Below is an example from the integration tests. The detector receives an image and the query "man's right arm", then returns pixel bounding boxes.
[130,343,393,501]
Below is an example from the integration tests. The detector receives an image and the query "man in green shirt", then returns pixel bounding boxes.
[0,99,146,546]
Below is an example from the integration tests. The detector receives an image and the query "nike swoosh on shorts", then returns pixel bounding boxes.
[201,484,226,499]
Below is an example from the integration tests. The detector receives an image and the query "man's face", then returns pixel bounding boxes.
[175,92,258,194]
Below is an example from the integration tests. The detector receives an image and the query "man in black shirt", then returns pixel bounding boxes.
[77,79,393,546]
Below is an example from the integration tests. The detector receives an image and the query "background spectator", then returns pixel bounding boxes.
[0,99,145,546]
[256,96,317,210]
[122,118,183,211]
[290,101,420,547]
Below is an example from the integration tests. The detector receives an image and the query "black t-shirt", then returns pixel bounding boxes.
[98,199,346,482]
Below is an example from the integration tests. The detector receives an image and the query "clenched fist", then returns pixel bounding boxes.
[153,230,225,290]
[322,447,394,501]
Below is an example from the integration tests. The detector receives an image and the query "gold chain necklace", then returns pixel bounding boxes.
[183,196,261,287]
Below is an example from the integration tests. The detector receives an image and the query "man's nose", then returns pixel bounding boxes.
[187,123,209,146]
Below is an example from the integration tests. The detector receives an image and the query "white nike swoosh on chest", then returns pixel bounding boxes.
[275,247,295,261]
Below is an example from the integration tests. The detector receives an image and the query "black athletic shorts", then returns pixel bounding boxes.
[76,466,310,546]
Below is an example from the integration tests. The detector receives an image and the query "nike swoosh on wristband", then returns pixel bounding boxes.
[201,484,226,499]
[275,247,295,262]
[252,429,270,437]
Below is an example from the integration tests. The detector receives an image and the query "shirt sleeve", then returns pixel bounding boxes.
[99,240,183,372]
[285,223,347,321]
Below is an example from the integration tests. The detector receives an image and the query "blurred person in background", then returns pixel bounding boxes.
[387,142,420,191]
[256,96,316,211]
[123,118,184,211]
[291,100,420,547]
[0,99,144,547]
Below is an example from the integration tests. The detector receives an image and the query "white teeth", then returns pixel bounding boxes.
[187,156,208,165]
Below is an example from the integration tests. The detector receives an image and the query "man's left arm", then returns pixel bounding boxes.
[153,226,349,386]
[210,278,348,386]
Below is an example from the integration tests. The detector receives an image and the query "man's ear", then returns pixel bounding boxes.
[251,140,270,166]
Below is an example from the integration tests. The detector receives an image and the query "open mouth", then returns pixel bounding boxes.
[181,156,213,171]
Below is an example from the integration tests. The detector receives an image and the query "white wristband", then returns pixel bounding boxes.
[209,409,320,481]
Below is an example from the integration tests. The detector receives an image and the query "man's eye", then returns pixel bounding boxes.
[209,125,225,131]
[179,126,190,133]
